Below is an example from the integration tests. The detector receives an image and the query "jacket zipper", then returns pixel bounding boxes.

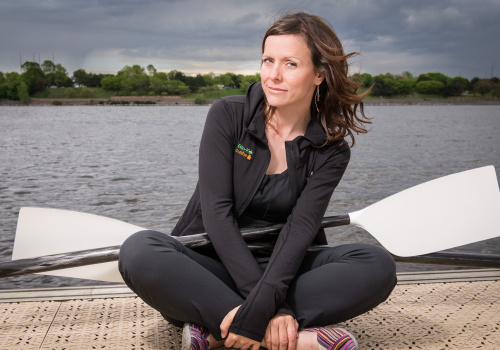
[285,139,302,203]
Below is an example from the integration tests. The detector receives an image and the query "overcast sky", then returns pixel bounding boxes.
[1,0,499,79]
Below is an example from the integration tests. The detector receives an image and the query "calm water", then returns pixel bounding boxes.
[0,105,499,289]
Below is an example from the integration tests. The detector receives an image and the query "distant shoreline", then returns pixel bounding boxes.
[1,96,499,106]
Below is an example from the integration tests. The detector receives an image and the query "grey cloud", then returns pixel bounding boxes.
[1,0,498,78]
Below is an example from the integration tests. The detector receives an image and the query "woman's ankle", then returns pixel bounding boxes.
[296,330,320,350]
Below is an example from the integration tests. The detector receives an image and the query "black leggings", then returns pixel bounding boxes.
[119,230,397,340]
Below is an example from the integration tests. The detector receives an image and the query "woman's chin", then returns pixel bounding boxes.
[264,95,287,108]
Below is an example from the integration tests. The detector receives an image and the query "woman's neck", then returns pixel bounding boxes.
[268,106,311,140]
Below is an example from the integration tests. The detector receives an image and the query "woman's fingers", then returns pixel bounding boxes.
[265,313,298,350]
[224,333,260,350]
[220,305,240,338]
[286,318,299,350]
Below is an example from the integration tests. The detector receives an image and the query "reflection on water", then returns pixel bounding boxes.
[0,105,499,289]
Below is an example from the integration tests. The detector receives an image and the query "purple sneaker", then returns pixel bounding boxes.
[304,327,359,350]
[182,323,210,350]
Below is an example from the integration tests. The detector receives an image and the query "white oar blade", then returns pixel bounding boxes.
[13,207,145,282]
[349,166,500,257]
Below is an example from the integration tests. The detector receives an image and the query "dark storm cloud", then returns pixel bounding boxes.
[1,0,498,78]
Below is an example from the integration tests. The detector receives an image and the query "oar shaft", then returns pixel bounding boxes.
[1,215,352,278]
[3,210,497,279]
[0,246,121,278]
[394,252,500,268]
[2,244,500,280]
[2,214,352,278]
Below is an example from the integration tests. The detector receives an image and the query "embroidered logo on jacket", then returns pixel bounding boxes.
[235,143,253,160]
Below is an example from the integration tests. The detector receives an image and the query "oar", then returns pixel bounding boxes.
[7,165,500,283]
[2,240,500,281]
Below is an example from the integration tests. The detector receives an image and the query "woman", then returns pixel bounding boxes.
[119,12,396,350]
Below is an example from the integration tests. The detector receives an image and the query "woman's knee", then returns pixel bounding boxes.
[118,230,179,278]
[335,243,397,288]
[361,245,398,303]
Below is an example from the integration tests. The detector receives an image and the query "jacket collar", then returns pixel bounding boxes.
[245,82,327,148]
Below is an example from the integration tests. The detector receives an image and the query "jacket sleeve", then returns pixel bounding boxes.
[198,98,264,297]
[229,142,351,341]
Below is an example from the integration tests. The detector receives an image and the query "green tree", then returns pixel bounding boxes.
[101,75,123,91]
[442,77,468,97]
[17,81,30,102]
[168,70,186,81]
[184,74,205,92]
[417,72,450,85]
[87,73,105,87]
[149,75,169,94]
[491,83,500,97]
[73,69,89,87]
[473,79,494,96]
[215,73,237,88]
[41,60,56,78]
[361,73,374,87]
[371,75,395,96]
[415,80,444,95]
[5,72,20,81]
[21,61,47,94]
[239,73,260,92]
[203,72,217,86]
[0,84,7,99]
[401,71,414,79]
[42,60,57,87]
[164,80,190,95]
[147,64,157,76]
[0,72,9,98]
[4,80,22,100]
[117,65,150,92]
[53,64,72,87]
[393,78,416,95]
[0,72,22,100]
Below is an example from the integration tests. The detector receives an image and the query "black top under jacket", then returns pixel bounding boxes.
[171,82,351,341]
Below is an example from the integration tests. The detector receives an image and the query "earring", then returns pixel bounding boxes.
[315,85,320,112]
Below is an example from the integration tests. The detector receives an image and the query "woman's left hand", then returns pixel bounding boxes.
[264,313,299,350]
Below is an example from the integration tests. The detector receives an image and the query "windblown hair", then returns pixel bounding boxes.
[262,12,371,146]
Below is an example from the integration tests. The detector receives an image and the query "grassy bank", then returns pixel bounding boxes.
[28,87,499,104]
[33,87,115,99]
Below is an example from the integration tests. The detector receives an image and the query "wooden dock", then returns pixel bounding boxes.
[1,269,499,349]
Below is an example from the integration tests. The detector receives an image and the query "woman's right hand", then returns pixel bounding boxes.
[220,306,261,350]
[263,313,299,350]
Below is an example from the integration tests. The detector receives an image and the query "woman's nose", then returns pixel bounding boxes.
[269,64,281,81]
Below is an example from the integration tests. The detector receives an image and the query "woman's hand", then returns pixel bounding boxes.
[220,305,261,350]
[264,313,299,350]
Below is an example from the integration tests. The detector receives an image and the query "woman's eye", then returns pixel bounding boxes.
[262,58,272,64]
[286,61,297,67]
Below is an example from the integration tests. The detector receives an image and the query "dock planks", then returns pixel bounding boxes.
[0,270,499,349]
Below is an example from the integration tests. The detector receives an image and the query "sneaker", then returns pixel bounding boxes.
[182,323,210,350]
[304,327,359,350]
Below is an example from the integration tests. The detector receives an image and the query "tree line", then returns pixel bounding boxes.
[351,71,500,98]
[0,61,260,102]
[1,60,499,103]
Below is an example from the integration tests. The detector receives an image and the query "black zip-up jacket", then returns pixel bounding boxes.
[171,82,350,341]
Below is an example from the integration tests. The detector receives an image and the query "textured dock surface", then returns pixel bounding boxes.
[0,271,499,349]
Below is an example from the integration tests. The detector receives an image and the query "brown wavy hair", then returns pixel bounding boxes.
[262,12,371,146]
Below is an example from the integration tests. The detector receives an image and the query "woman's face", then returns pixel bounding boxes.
[261,34,323,113]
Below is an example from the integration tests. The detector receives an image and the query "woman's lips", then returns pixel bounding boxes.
[267,86,287,93]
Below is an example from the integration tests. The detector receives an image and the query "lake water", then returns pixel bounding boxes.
[0,104,499,289]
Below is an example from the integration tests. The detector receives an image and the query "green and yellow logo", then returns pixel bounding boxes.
[235,143,253,160]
